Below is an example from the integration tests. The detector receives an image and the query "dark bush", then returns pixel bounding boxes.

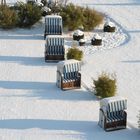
[60,3,103,31]
[0,5,18,29]
[83,7,103,31]
[93,72,117,98]
[16,2,42,27]
[67,47,83,61]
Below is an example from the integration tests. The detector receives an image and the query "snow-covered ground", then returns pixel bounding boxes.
[0,0,140,139]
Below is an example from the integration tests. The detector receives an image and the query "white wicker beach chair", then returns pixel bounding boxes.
[57,59,81,90]
[99,96,127,131]
[45,35,65,62]
[44,15,62,38]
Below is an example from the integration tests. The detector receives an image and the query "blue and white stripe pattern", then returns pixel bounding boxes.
[108,100,127,112]
[45,35,64,55]
[45,15,62,35]
[99,97,127,129]
[63,62,81,81]
[106,99,127,122]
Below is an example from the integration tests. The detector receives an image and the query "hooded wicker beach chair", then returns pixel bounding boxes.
[44,15,62,39]
[57,59,81,90]
[45,35,65,62]
[99,96,127,131]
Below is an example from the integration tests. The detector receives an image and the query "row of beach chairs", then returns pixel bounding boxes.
[44,12,126,132]
[44,15,65,62]
[44,15,81,90]
[57,60,127,131]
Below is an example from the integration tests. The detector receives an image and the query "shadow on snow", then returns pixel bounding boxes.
[0,81,95,101]
[0,56,56,66]
[0,119,139,140]
[0,22,44,40]
[0,119,97,131]
[121,60,140,63]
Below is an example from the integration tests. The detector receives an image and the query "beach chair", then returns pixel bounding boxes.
[44,15,62,39]
[45,35,65,62]
[99,96,127,131]
[57,59,81,90]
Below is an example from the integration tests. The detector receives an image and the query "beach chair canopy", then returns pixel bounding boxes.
[100,96,127,112]
[57,59,81,74]
[45,15,62,26]
[45,15,63,35]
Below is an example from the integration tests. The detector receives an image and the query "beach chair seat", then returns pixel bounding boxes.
[57,59,81,90]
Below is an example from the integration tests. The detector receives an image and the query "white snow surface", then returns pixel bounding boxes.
[92,34,102,41]
[104,21,115,27]
[0,0,140,140]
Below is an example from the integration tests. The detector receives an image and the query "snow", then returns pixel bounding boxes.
[0,0,140,140]
[45,15,62,19]
[92,34,102,40]
[58,59,80,66]
[46,35,64,38]
[73,30,84,36]
[79,39,86,43]
[42,6,51,12]
[104,21,115,27]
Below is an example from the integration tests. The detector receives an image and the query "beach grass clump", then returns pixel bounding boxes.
[15,2,42,27]
[60,3,103,31]
[67,47,83,61]
[93,72,117,98]
[0,5,18,29]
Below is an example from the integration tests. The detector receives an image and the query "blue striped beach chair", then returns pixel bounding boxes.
[44,15,62,39]
[99,97,127,131]
[57,59,81,90]
[45,35,65,62]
